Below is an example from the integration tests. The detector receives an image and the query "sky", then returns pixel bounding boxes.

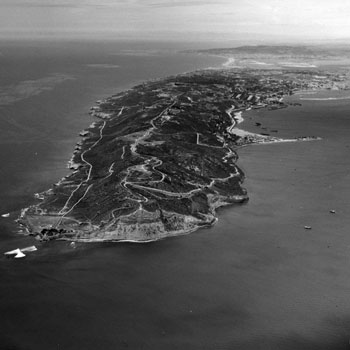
[1,0,350,43]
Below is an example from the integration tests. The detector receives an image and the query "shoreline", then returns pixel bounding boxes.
[228,105,321,147]
[18,99,315,244]
[17,66,333,244]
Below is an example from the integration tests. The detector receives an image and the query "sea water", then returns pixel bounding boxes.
[1,41,350,350]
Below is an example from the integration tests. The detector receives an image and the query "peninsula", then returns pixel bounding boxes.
[18,65,349,242]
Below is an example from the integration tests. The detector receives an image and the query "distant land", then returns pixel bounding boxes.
[192,44,350,69]
[19,45,350,242]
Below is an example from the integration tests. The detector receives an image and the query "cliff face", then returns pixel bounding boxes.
[21,186,248,242]
[78,210,213,242]
[83,192,248,241]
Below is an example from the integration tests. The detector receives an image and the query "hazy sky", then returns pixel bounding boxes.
[1,0,350,42]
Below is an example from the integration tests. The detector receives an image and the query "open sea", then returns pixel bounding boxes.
[1,40,350,350]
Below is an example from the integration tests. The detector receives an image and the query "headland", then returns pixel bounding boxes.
[18,57,350,242]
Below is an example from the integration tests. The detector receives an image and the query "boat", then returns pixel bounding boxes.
[1,213,10,218]
[304,226,312,230]
[4,245,37,258]
[14,251,26,259]
[21,246,37,252]
[4,248,26,258]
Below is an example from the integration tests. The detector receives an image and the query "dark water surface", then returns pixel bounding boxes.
[1,42,350,349]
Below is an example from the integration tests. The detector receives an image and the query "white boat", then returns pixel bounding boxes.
[1,213,10,218]
[4,248,26,258]
[14,251,26,259]
[21,246,37,252]
[4,245,37,258]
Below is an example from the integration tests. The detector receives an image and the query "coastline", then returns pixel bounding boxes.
[19,101,311,243]
[18,77,249,242]
[17,64,337,243]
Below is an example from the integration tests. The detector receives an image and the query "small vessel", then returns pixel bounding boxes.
[4,246,37,258]
[14,251,26,259]
[330,210,336,214]
[304,226,312,230]
[21,246,37,253]
[1,213,10,218]
[4,248,26,258]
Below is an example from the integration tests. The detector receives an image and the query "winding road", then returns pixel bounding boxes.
[58,120,107,216]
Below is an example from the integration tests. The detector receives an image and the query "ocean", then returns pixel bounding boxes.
[1,40,350,349]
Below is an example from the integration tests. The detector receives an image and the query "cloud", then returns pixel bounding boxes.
[1,0,350,41]
[86,64,120,69]
[146,0,228,8]
[2,0,228,10]
[0,0,133,8]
